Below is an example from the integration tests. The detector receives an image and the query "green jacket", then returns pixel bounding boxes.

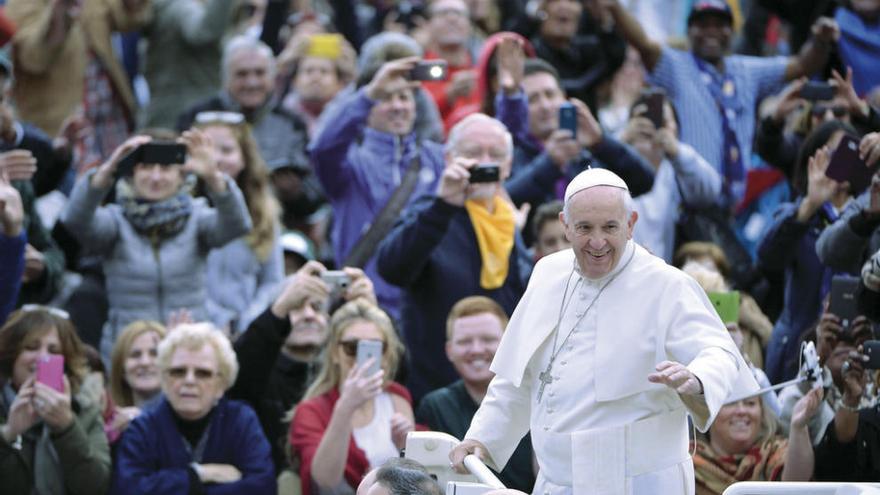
[0,394,111,495]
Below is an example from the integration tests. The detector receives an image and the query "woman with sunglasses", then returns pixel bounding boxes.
[0,306,111,495]
[59,130,251,363]
[193,112,284,336]
[111,322,275,494]
[289,299,414,495]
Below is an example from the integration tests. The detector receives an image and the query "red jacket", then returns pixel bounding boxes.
[289,382,412,495]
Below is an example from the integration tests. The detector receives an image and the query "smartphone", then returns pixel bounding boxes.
[558,102,577,135]
[707,291,740,325]
[828,275,860,330]
[800,81,835,101]
[36,354,65,393]
[863,340,880,369]
[644,91,666,129]
[117,142,187,177]
[825,135,875,194]
[409,60,448,81]
[356,339,383,376]
[469,163,500,183]
[321,270,351,290]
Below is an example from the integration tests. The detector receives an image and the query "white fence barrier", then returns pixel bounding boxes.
[724,482,880,495]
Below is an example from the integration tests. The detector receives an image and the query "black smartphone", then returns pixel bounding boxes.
[469,163,500,183]
[800,81,835,101]
[409,60,448,81]
[825,135,875,194]
[559,102,577,135]
[863,340,880,369]
[828,275,860,330]
[116,142,187,177]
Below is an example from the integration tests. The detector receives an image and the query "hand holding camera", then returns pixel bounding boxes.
[271,260,330,317]
[91,135,153,189]
[365,57,422,101]
[438,159,501,207]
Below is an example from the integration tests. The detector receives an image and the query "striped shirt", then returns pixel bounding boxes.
[649,46,788,179]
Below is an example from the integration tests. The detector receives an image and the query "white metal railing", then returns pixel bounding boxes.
[404,431,505,495]
[723,482,880,495]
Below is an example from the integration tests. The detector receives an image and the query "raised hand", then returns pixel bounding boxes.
[341,267,377,304]
[271,261,330,317]
[496,35,525,95]
[338,360,384,413]
[32,376,75,432]
[0,150,38,182]
[791,387,824,430]
[366,57,421,101]
[92,135,152,189]
[181,129,225,193]
[1,378,39,442]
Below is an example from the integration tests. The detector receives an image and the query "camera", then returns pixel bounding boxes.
[117,142,187,177]
[320,270,350,290]
[800,81,834,101]
[469,164,500,183]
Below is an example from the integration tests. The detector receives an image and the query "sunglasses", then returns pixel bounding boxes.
[194,111,245,125]
[811,105,847,118]
[339,339,387,357]
[21,304,70,320]
[165,366,217,381]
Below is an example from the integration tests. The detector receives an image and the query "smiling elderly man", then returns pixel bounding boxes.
[450,168,758,495]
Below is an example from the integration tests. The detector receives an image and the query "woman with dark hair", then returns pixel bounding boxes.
[756,120,860,383]
[0,306,111,494]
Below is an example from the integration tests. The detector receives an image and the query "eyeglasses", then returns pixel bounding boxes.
[165,366,217,381]
[194,111,246,125]
[21,304,70,320]
[339,339,387,357]
[811,104,848,118]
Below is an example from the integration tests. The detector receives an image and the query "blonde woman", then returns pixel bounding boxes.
[289,299,414,495]
[194,111,283,335]
[106,320,167,439]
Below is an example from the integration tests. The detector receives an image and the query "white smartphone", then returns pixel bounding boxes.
[356,339,383,376]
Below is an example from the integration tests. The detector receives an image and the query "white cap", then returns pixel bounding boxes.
[563,168,629,203]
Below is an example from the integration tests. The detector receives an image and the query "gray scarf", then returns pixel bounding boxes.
[2,383,65,495]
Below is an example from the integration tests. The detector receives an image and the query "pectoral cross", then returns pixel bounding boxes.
[537,367,554,403]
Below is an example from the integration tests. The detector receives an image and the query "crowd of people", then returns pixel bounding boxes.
[1,0,880,494]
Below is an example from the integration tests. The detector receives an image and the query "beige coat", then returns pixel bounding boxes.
[6,0,151,136]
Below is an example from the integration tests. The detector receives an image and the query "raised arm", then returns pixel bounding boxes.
[602,0,662,71]
[6,0,77,74]
[781,387,823,481]
[783,17,839,81]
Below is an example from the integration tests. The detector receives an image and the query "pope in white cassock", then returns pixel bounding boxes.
[450,168,759,495]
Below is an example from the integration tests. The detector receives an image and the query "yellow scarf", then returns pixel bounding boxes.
[464,196,515,290]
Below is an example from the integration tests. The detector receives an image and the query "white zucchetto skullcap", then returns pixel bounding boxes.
[564,168,629,203]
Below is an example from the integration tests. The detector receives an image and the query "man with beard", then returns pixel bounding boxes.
[227,260,376,473]
[604,0,839,205]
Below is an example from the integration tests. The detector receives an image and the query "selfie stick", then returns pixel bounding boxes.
[724,342,823,405]
[463,455,505,490]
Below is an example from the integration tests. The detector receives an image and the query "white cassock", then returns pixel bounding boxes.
[465,241,759,495]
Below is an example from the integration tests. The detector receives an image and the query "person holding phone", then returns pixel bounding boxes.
[0,306,111,495]
[620,88,722,263]
[59,130,251,364]
[816,131,880,277]
[289,299,413,495]
[757,121,858,384]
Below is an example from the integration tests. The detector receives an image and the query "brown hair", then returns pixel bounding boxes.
[445,296,509,341]
[0,307,88,393]
[194,120,279,261]
[109,320,167,407]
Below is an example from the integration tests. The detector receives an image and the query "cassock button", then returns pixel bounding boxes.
[543,426,549,432]
[560,360,567,366]
[549,391,555,397]
[547,408,554,414]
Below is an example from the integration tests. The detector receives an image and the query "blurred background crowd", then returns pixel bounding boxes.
[0,0,880,494]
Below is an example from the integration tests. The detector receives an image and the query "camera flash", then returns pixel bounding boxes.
[430,66,443,78]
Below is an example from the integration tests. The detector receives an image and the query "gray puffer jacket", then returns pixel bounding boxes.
[60,170,252,361]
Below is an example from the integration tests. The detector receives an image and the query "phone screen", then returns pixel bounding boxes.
[356,340,383,376]
[36,354,65,393]
[828,275,860,329]
[826,135,873,194]
[863,341,880,369]
[559,103,577,135]
[707,291,740,324]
